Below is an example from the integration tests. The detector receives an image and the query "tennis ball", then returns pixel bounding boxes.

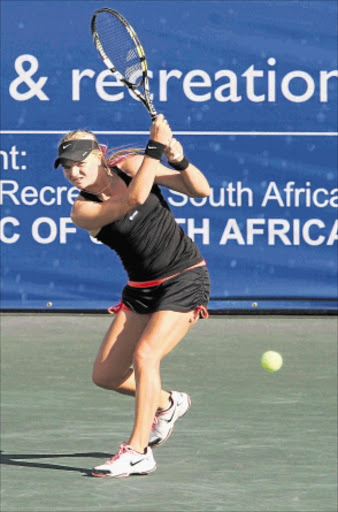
[46,301,53,307]
[261,351,283,372]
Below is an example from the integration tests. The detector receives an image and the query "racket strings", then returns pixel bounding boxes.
[95,12,143,85]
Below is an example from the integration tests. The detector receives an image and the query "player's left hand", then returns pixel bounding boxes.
[164,138,184,163]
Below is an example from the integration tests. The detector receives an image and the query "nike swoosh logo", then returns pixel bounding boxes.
[164,410,175,423]
[163,400,186,423]
[129,211,139,221]
[130,459,145,466]
[62,143,71,149]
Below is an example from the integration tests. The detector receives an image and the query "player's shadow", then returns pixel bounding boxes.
[0,450,111,476]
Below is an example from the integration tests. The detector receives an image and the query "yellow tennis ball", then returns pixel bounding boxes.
[261,351,283,372]
[47,301,53,307]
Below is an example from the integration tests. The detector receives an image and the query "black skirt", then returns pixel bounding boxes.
[121,266,210,315]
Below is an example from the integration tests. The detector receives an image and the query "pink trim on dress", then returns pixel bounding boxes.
[127,260,206,288]
[108,302,132,315]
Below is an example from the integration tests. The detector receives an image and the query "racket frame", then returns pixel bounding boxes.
[91,8,157,120]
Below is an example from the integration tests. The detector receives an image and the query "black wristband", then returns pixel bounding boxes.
[145,139,166,160]
[168,155,190,171]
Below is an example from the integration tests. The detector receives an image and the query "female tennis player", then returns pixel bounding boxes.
[54,114,210,478]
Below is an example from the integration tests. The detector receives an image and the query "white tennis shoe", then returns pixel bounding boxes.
[149,391,191,448]
[92,442,156,478]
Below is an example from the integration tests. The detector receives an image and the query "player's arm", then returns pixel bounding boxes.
[119,141,210,198]
[71,155,158,231]
[72,115,171,231]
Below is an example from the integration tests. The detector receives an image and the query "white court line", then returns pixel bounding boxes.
[1,130,337,136]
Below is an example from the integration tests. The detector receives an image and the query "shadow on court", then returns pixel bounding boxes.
[1,313,337,512]
[0,451,110,476]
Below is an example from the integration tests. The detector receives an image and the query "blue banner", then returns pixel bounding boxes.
[1,0,337,310]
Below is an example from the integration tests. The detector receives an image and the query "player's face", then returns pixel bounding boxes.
[62,153,100,189]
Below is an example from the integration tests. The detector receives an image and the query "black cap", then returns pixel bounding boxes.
[54,139,100,168]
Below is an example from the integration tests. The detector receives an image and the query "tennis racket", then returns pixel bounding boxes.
[91,8,157,120]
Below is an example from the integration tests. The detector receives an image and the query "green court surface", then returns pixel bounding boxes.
[1,313,337,512]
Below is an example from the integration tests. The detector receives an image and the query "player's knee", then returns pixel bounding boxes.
[133,343,158,372]
[92,367,122,390]
[91,370,110,389]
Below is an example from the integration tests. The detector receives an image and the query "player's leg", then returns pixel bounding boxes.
[127,309,198,453]
[91,309,177,478]
[92,309,171,409]
[92,309,199,477]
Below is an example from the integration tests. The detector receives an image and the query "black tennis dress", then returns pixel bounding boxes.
[80,167,209,316]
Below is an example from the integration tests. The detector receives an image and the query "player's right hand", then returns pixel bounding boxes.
[150,114,172,146]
